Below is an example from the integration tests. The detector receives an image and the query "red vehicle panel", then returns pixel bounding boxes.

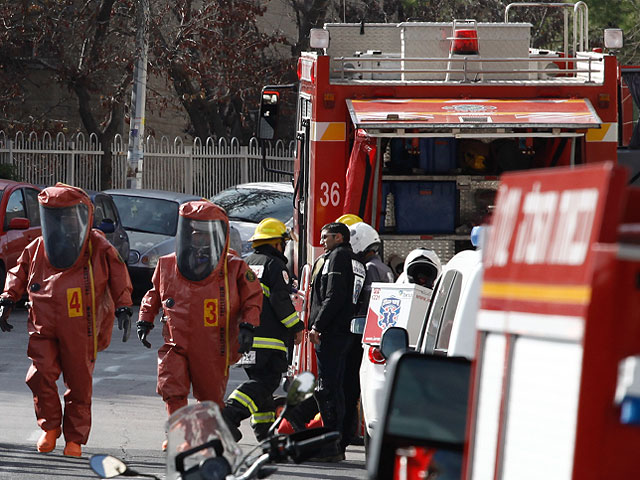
[0,180,42,288]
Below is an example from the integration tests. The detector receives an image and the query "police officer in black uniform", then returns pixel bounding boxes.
[222,218,304,441]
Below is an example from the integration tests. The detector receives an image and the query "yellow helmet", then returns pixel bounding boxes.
[249,218,290,243]
[335,214,363,226]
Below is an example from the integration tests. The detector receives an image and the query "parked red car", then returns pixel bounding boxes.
[0,179,43,289]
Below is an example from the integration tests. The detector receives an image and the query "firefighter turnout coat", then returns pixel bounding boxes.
[224,244,303,437]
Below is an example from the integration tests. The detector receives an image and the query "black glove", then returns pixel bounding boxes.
[136,320,154,348]
[237,323,254,354]
[0,298,15,333]
[116,306,133,342]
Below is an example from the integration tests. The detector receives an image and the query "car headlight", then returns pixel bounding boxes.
[128,250,141,265]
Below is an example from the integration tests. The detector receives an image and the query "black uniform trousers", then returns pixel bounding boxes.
[224,349,288,441]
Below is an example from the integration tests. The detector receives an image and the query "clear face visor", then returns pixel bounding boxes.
[40,203,90,269]
[176,217,227,281]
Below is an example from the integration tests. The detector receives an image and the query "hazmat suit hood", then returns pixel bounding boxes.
[38,183,93,270]
[397,248,442,290]
[176,200,229,282]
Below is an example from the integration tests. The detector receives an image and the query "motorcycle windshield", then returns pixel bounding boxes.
[165,402,242,480]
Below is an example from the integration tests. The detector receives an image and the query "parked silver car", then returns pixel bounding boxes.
[210,182,294,257]
[105,189,241,294]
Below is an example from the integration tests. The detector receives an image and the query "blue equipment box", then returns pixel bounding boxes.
[419,138,457,173]
[381,181,457,234]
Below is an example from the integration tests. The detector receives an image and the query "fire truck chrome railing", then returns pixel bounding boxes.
[505,2,589,57]
[332,55,600,83]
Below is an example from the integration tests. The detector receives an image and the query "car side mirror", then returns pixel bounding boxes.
[351,316,366,335]
[257,90,280,141]
[7,217,30,230]
[97,218,116,234]
[380,326,409,360]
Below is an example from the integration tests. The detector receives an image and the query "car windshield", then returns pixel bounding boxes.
[111,195,179,236]
[212,187,292,223]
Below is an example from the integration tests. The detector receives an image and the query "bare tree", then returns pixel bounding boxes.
[148,0,293,142]
[0,0,137,189]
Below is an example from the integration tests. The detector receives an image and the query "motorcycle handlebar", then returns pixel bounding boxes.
[234,430,340,479]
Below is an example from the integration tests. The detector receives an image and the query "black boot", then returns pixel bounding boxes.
[308,439,345,463]
[221,404,246,442]
[252,422,272,442]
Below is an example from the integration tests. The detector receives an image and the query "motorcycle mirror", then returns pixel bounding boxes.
[286,371,316,407]
[89,455,127,478]
[89,455,159,479]
[266,371,316,438]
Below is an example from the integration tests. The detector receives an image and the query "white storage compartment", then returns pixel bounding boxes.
[363,282,433,346]
[353,50,402,80]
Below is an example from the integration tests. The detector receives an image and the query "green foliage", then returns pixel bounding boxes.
[586,0,640,64]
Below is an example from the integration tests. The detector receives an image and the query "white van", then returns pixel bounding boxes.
[416,238,484,358]
[357,229,484,451]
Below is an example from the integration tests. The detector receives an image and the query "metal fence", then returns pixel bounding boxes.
[0,130,295,197]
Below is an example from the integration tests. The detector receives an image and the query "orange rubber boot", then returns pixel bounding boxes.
[63,441,82,457]
[36,427,61,453]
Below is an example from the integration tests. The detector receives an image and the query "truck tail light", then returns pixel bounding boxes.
[598,93,610,109]
[297,58,302,80]
[368,346,386,365]
[323,92,335,109]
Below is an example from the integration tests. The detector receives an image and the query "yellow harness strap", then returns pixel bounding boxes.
[224,256,231,375]
[88,240,97,361]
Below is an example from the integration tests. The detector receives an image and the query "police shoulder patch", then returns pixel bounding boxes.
[245,269,257,282]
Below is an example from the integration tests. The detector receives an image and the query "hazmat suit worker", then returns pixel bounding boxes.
[0,183,133,457]
[396,248,442,289]
[222,218,304,442]
[136,200,262,450]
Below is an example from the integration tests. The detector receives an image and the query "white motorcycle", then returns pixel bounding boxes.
[89,371,338,480]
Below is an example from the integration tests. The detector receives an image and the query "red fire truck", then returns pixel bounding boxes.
[367,161,640,480]
[258,3,633,393]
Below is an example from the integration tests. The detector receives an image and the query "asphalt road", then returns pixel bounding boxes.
[0,305,366,479]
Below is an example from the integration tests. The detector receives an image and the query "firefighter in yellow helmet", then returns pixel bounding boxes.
[335,213,363,226]
[222,218,304,441]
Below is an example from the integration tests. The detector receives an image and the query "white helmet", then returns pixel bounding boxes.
[397,248,442,289]
[349,222,380,255]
